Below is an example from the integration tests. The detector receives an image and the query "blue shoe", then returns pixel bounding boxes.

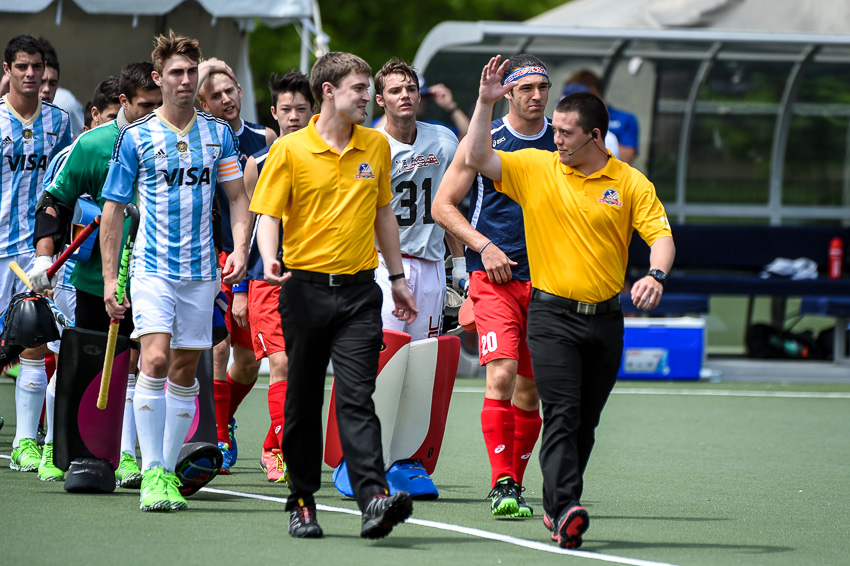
[218,442,233,475]
[386,459,439,500]
[228,418,238,466]
[332,460,355,498]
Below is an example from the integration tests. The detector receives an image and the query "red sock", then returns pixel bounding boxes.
[481,397,515,487]
[265,381,287,451]
[227,372,256,421]
[214,380,231,445]
[512,405,542,486]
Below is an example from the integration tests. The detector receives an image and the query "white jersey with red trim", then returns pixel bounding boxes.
[377,121,458,262]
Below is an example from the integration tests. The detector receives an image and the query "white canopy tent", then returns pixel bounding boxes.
[0,0,328,122]
[527,0,850,33]
[412,0,850,225]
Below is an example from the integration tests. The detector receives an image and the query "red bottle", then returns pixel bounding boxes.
[829,237,843,279]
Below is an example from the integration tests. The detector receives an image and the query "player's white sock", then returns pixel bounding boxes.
[13,357,47,447]
[120,373,137,456]
[162,378,199,472]
[134,372,167,471]
[44,375,57,445]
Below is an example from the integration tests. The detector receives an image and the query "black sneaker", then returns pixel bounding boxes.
[543,511,558,542]
[289,503,323,538]
[360,491,413,539]
[555,506,589,549]
[488,477,520,516]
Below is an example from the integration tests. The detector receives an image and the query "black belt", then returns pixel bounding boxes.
[532,289,621,315]
[289,269,374,287]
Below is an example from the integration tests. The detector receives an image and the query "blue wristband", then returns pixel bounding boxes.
[232,279,249,293]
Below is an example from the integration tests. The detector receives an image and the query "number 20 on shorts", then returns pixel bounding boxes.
[480,331,498,356]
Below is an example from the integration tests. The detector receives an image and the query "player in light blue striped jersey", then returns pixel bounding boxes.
[1,35,71,475]
[100,31,251,512]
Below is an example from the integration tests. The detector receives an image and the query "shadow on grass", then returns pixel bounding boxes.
[585,539,794,555]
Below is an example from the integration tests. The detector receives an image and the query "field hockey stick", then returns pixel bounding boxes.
[8,261,71,328]
[46,215,101,280]
[98,203,140,410]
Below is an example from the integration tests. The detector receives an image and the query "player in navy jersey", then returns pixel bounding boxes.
[1,35,72,474]
[100,31,251,512]
[433,54,553,519]
[198,61,276,473]
[239,70,315,482]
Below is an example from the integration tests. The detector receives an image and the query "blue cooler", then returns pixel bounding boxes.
[618,317,705,380]
[70,197,100,261]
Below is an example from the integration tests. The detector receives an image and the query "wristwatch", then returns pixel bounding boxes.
[647,269,667,286]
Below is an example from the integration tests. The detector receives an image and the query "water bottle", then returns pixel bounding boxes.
[829,237,843,280]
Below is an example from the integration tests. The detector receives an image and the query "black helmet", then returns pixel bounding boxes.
[1,292,60,348]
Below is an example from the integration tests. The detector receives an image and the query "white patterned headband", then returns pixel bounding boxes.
[504,66,549,85]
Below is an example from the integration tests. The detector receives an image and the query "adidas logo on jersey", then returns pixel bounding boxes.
[154,148,167,160]
[1,135,12,145]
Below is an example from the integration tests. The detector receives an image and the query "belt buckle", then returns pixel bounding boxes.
[576,301,596,315]
[328,273,342,287]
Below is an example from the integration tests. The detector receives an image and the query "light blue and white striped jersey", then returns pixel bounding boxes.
[42,144,76,290]
[102,109,241,281]
[0,96,71,257]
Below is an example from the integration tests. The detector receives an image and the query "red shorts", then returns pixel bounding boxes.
[248,279,285,359]
[219,251,253,350]
[468,270,534,379]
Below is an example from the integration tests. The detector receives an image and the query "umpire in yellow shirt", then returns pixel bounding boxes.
[251,52,418,540]
[465,56,675,549]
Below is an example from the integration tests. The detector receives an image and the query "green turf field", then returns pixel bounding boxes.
[2,375,849,566]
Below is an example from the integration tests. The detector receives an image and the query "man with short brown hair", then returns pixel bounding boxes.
[252,51,417,539]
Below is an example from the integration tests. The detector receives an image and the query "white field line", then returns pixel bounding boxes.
[202,487,680,566]
[454,386,850,399]
[177,382,849,399]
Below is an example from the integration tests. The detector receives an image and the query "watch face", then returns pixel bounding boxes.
[650,269,666,282]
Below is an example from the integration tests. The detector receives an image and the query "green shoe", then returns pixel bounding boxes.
[164,471,188,511]
[10,438,41,472]
[37,442,64,481]
[115,451,143,489]
[4,363,19,378]
[488,477,520,517]
[139,467,171,512]
[512,488,534,518]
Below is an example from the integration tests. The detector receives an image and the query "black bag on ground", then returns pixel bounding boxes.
[746,323,823,359]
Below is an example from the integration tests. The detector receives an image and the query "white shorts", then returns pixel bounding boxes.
[0,252,35,311]
[377,254,446,341]
[47,260,77,354]
[130,272,218,350]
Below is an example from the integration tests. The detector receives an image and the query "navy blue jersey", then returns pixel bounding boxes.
[246,144,281,281]
[217,120,267,252]
[465,116,555,281]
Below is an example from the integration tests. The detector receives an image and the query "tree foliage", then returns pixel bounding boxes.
[248,0,566,124]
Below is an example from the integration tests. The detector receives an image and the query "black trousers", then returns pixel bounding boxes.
[75,288,135,339]
[279,278,387,511]
[526,297,624,520]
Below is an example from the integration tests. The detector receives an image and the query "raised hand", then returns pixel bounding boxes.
[479,55,512,105]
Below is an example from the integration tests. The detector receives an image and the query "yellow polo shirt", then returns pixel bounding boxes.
[250,115,392,274]
[495,150,671,303]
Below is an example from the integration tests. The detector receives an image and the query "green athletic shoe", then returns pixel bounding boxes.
[164,471,188,511]
[488,477,520,517]
[115,451,143,489]
[10,438,41,472]
[513,487,534,518]
[37,442,64,481]
[139,467,171,512]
